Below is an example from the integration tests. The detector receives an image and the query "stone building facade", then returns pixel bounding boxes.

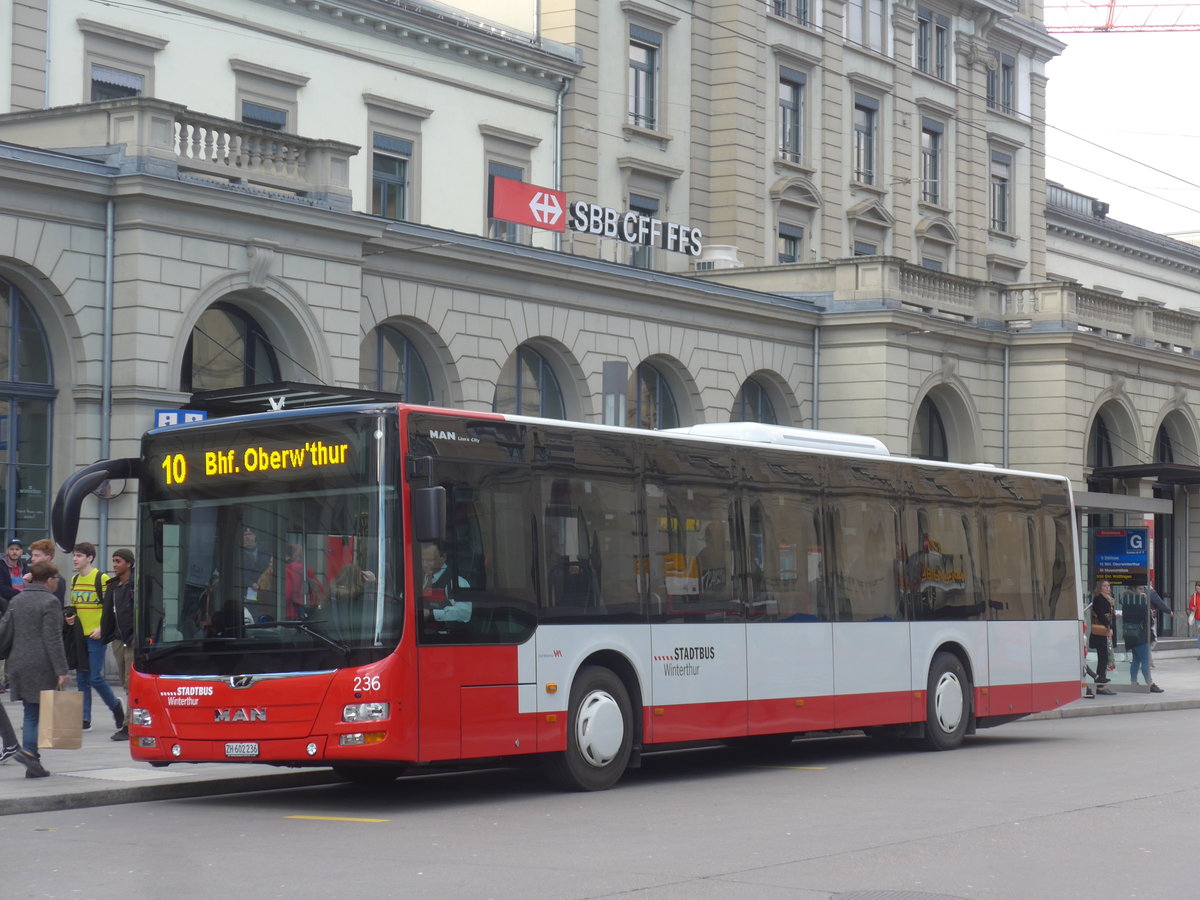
[1,0,1199,615]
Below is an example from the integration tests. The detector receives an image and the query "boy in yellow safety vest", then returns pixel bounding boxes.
[71,542,125,734]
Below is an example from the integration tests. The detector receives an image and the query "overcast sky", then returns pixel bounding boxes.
[1045,31,1200,236]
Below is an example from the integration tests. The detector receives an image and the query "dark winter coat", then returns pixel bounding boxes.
[99,576,135,645]
[6,582,69,703]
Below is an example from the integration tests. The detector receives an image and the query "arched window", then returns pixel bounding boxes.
[181,302,280,392]
[629,363,679,430]
[1088,415,1114,469]
[0,278,56,544]
[1155,424,1174,464]
[912,396,948,461]
[733,378,777,424]
[493,345,565,418]
[359,324,433,404]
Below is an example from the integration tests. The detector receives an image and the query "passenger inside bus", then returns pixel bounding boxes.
[421,541,472,624]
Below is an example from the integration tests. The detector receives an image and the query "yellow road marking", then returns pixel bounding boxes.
[286,815,390,823]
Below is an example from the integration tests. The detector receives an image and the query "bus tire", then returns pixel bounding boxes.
[924,651,970,751]
[333,765,405,786]
[543,666,633,791]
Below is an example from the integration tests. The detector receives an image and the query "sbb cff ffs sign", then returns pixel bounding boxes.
[488,175,703,256]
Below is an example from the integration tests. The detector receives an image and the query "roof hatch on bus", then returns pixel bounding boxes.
[667,423,889,456]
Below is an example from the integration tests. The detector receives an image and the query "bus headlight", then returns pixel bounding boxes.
[131,708,153,727]
[343,702,389,723]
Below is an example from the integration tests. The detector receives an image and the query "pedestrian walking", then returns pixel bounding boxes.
[5,562,68,777]
[1125,594,1164,693]
[69,542,124,733]
[100,548,135,741]
[1091,580,1117,695]
[0,537,27,693]
[1189,581,1200,659]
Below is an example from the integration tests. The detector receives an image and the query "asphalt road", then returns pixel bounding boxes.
[3,708,1197,900]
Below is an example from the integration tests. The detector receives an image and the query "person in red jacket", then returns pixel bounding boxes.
[1188,581,1200,657]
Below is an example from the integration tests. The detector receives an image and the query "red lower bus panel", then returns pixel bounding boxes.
[987,682,1035,717]
[1030,680,1078,715]
[460,685,537,758]
[833,690,913,730]
[647,699,746,743]
[747,696,836,736]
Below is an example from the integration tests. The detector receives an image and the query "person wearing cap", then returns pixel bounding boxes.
[0,538,27,694]
[100,548,135,741]
[0,538,27,603]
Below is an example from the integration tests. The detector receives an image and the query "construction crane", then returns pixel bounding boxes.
[1044,1,1200,31]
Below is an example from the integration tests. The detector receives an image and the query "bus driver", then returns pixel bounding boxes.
[421,541,471,624]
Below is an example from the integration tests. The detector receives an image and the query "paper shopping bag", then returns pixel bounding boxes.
[37,688,84,750]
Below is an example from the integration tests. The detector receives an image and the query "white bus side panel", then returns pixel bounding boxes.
[528,624,651,715]
[908,622,989,690]
[746,622,834,699]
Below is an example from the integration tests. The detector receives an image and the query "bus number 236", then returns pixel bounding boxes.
[354,675,381,692]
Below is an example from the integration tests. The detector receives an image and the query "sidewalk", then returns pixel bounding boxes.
[3,649,1200,815]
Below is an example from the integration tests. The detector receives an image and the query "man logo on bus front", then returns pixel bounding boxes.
[229,674,255,689]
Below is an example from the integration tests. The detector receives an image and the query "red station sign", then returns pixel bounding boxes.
[488,175,566,232]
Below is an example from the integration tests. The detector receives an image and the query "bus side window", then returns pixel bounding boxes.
[826,482,902,621]
[539,475,640,622]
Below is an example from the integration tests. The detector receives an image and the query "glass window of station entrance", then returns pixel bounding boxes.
[136,407,1078,675]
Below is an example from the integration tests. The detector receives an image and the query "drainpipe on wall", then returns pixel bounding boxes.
[1002,344,1010,468]
[554,75,571,254]
[99,198,115,562]
[811,325,820,430]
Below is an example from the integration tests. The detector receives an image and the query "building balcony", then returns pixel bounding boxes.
[0,97,359,210]
[1002,283,1200,354]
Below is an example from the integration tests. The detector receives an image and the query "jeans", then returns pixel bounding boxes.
[21,701,39,755]
[79,638,120,722]
[1130,643,1151,685]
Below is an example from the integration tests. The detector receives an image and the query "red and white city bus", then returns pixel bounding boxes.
[53,404,1084,790]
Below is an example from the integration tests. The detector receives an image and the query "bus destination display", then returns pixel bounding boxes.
[159,439,351,487]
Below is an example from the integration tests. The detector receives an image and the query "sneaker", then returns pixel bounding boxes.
[1095,677,1109,684]
[0,744,17,762]
[1150,684,1164,693]
[1097,687,1117,695]
[112,701,125,730]
[82,720,92,732]
[111,726,129,742]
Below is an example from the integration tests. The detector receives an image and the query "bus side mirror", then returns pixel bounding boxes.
[413,486,447,543]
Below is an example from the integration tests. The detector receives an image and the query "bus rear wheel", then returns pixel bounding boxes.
[924,651,971,751]
[543,666,633,791]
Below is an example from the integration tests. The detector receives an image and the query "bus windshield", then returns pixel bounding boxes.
[135,409,400,676]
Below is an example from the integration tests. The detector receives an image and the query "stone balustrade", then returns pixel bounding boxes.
[1001,283,1200,353]
[0,97,359,210]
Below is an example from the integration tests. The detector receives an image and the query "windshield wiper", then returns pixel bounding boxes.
[245,620,351,658]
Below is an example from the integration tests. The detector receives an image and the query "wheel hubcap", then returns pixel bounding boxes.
[576,689,624,767]
[933,672,964,733]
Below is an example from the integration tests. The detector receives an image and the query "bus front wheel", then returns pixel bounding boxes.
[544,666,633,791]
[924,651,971,751]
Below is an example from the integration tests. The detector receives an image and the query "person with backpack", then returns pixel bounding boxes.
[70,542,124,733]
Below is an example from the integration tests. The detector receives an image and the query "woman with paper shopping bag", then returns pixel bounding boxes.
[6,562,68,777]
